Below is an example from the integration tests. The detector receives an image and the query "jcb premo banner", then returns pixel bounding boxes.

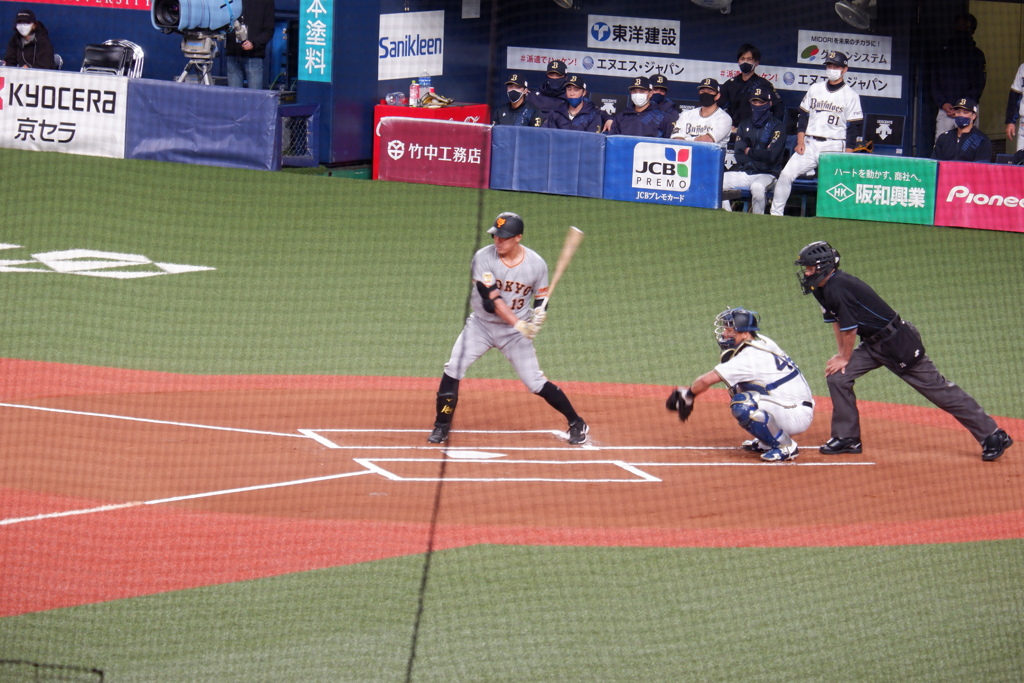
[603,136,723,209]
[817,153,937,225]
[934,161,1024,233]
[0,67,128,158]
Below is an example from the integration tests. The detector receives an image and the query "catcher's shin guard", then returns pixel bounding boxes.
[730,392,784,449]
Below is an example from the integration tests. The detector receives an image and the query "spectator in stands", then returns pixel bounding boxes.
[493,73,541,127]
[650,73,680,124]
[3,9,56,69]
[720,44,785,128]
[543,75,603,132]
[671,78,733,147]
[225,0,275,88]
[606,76,675,138]
[1004,60,1024,153]
[932,97,992,162]
[930,13,986,142]
[526,60,570,121]
[722,87,786,214]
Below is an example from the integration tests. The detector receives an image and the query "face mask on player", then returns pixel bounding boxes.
[825,68,843,82]
[751,102,772,127]
[739,62,754,74]
[698,92,717,107]
[543,76,566,95]
[16,23,32,37]
[650,93,665,105]
[954,115,973,128]
[567,96,584,107]
[631,92,649,107]
[507,89,524,104]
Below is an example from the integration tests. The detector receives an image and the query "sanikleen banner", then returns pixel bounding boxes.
[934,161,1024,233]
[603,136,723,209]
[378,10,444,81]
[817,153,937,225]
[0,67,128,158]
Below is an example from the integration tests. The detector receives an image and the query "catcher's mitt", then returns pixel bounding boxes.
[666,387,695,422]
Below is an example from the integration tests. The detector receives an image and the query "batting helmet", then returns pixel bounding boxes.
[715,307,760,350]
[488,212,525,238]
[795,241,840,294]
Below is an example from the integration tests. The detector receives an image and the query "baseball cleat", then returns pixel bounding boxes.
[567,419,589,445]
[427,423,450,444]
[819,437,862,455]
[761,443,799,462]
[981,429,1013,461]
[741,438,771,453]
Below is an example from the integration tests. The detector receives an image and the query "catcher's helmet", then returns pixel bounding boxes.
[795,241,840,294]
[715,307,760,350]
[488,212,525,238]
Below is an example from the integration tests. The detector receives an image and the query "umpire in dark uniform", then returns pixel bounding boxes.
[795,241,1013,461]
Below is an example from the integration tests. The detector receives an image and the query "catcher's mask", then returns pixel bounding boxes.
[488,212,525,238]
[795,241,840,295]
[715,307,760,350]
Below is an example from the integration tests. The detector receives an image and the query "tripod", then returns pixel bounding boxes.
[175,31,222,85]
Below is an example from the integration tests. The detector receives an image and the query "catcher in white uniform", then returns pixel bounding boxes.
[770,50,863,216]
[667,307,814,462]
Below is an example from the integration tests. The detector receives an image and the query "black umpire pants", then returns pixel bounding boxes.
[826,322,998,444]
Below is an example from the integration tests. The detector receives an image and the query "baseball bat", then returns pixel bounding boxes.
[537,226,584,313]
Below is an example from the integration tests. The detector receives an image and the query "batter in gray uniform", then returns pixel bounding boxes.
[427,212,589,445]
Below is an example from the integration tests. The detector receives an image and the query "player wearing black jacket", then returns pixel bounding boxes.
[722,88,785,214]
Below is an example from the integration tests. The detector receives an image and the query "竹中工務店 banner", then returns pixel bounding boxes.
[0,67,128,158]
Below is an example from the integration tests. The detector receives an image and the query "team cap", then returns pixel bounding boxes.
[698,77,721,93]
[566,74,586,90]
[952,96,978,114]
[823,51,848,67]
[749,87,771,103]
[628,76,651,91]
[546,60,567,76]
[505,73,528,88]
[651,74,669,90]
[488,212,525,238]
[14,9,35,25]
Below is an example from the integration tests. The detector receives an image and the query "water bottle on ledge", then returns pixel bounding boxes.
[409,79,420,106]
[420,71,432,94]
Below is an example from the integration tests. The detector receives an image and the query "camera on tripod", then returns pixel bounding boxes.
[151,0,245,84]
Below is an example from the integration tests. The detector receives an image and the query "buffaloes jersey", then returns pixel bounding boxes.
[800,80,863,141]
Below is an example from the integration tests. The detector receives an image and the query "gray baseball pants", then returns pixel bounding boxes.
[827,324,998,444]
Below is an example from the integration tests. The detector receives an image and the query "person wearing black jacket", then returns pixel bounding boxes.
[795,241,1012,461]
[931,13,986,142]
[493,73,540,127]
[722,87,785,213]
[932,96,991,162]
[543,76,603,133]
[225,0,275,88]
[525,60,569,122]
[720,44,785,128]
[4,9,56,69]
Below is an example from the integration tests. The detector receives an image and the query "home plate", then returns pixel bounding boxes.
[443,449,507,459]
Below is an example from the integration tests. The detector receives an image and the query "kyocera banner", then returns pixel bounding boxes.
[934,161,1024,233]
[603,136,723,208]
[378,10,444,81]
[377,117,490,189]
[0,67,127,158]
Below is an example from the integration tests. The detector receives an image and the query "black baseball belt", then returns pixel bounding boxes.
[863,314,902,346]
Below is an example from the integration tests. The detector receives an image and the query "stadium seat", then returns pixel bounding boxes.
[80,40,144,78]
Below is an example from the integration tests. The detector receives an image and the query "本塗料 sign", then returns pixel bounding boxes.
[934,161,1024,233]
[817,154,937,225]
[378,10,444,81]
[0,67,127,158]
[603,137,723,209]
[299,0,333,82]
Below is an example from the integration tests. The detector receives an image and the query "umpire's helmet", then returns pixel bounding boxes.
[795,241,840,294]
[715,307,759,350]
[488,212,525,238]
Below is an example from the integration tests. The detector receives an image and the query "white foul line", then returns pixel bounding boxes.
[0,469,374,526]
[0,402,308,439]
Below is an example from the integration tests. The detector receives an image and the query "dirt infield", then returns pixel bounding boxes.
[2,359,1021,617]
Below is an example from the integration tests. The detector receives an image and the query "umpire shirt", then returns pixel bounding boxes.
[812,270,898,340]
